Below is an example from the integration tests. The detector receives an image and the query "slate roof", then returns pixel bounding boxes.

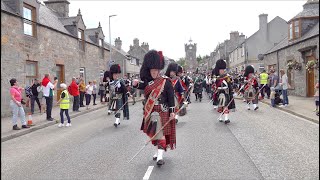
[59,16,77,26]
[266,22,319,54]
[104,42,129,56]
[291,0,319,20]
[39,4,71,35]
[1,1,15,13]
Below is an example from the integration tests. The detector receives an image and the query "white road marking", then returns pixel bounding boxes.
[143,166,154,180]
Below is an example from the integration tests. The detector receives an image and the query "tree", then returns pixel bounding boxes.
[177,57,186,67]
[196,55,203,64]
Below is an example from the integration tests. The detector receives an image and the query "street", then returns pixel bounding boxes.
[1,95,319,180]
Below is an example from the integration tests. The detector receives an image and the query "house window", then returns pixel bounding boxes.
[80,67,86,82]
[289,23,293,40]
[294,20,300,39]
[99,39,103,46]
[78,29,85,51]
[287,68,294,88]
[242,46,245,57]
[289,20,300,40]
[99,39,104,58]
[23,4,36,37]
[26,61,38,85]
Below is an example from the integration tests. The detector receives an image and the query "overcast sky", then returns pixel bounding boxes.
[64,0,306,60]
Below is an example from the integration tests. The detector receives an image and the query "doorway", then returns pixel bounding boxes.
[56,64,65,101]
[306,56,315,97]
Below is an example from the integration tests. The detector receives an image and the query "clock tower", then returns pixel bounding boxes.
[185,38,197,73]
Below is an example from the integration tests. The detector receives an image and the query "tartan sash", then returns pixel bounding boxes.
[143,79,166,121]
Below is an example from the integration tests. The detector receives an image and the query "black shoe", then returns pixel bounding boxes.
[176,119,178,124]
[219,119,224,122]
[254,106,259,111]
[225,120,230,124]
[47,118,54,121]
[22,125,30,128]
[80,105,85,107]
[157,159,165,166]
[153,157,157,161]
[13,125,21,130]
[93,104,97,105]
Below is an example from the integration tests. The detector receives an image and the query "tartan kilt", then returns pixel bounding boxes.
[141,105,176,150]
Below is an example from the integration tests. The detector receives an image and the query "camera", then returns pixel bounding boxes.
[54,77,58,81]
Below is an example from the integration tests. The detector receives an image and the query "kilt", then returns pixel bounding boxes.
[141,105,176,150]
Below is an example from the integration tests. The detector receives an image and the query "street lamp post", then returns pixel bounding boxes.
[108,14,117,69]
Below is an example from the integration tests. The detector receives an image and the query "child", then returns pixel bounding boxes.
[57,83,71,127]
[270,87,276,107]
[314,82,319,116]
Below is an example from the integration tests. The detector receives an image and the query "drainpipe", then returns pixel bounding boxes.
[276,51,280,76]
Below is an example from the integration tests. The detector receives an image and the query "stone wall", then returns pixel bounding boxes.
[1,11,110,117]
[264,36,319,96]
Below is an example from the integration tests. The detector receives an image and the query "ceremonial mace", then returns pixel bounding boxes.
[128,103,187,163]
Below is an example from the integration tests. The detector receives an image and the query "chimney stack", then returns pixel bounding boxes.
[115,37,122,50]
[44,0,70,18]
[141,42,149,51]
[259,14,268,41]
[133,38,139,47]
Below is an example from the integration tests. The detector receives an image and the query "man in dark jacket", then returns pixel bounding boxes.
[30,79,41,114]
[69,77,80,112]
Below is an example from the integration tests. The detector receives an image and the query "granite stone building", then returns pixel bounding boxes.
[211,31,245,70]
[229,14,288,73]
[1,0,113,117]
[264,0,319,97]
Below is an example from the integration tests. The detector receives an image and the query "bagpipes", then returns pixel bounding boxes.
[128,102,188,163]
[216,83,266,121]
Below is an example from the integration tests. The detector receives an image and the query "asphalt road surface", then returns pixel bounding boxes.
[1,95,319,180]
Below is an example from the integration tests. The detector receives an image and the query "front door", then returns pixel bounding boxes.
[56,65,65,101]
[306,56,315,97]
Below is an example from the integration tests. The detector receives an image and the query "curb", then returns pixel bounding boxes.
[1,99,143,142]
[234,97,319,124]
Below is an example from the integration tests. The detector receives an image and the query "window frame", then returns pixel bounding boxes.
[25,60,38,85]
[23,3,37,37]
[289,19,301,41]
[78,29,85,51]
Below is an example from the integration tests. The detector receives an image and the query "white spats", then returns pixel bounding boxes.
[224,114,229,121]
[156,149,164,162]
[213,105,218,110]
[114,118,120,126]
[247,103,251,110]
[253,104,259,110]
[175,114,179,120]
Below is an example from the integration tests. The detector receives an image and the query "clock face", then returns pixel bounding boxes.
[189,46,192,50]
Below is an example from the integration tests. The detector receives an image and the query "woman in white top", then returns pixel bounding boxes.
[92,80,98,105]
[85,81,93,110]
[279,69,290,107]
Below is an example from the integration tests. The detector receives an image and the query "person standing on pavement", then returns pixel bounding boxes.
[57,83,71,128]
[79,79,86,107]
[30,79,41,114]
[9,78,30,130]
[69,77,80,112]
[92,80,98,105]
[85,81,93,110]
[259,70,269,99]
[279,69,290,107]
[99,77,106,103]
[314,81,319,116]
[42,74,58,121]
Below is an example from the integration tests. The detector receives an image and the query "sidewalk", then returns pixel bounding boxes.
[1,97,143,142]
[236,95,319,124]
